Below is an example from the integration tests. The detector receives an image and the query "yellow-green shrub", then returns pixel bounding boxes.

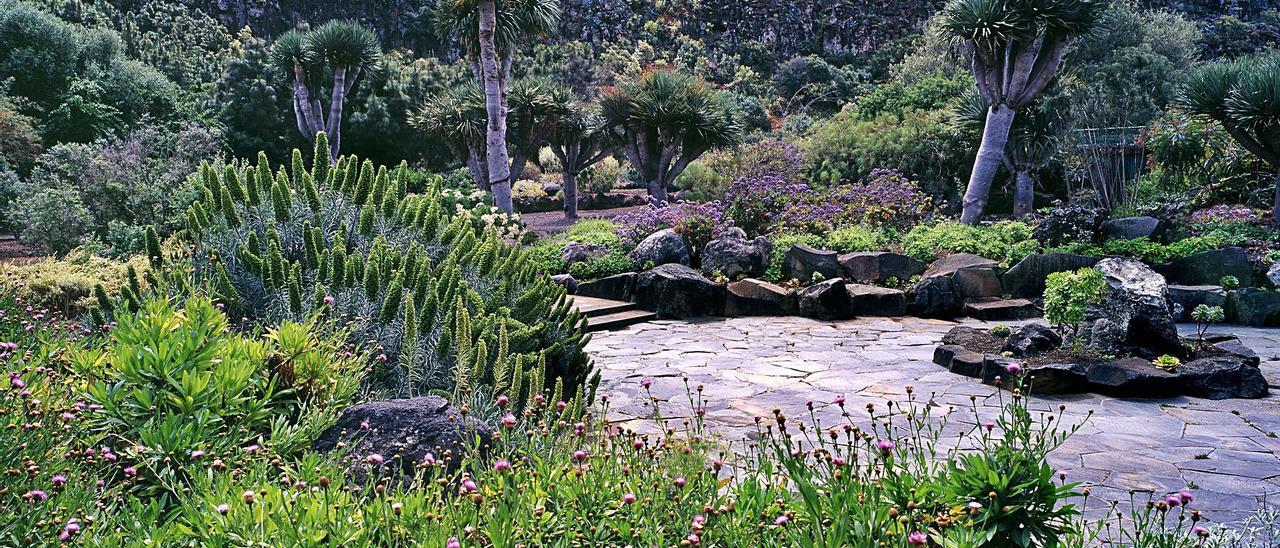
[0,249,150,316]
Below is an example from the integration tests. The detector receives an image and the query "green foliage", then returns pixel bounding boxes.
[1220,275,1241,290]
[1043,268,1108,334]
[568,251,633,280]
[0,249,150,317]
[178,136,595,406]
[1152,354,1182,371]
[855,73,973,120]
[763,233,826,282]
[901,221,1036,264]
[1192,304,1226,346]
[526,219,630,277]
[1050,235,1227,265]
[823,226,893,254]
[73,296,361,506]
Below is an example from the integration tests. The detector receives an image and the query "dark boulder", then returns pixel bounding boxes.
[846,284,906,316]
[561,242,608,267]
[313,396,493,483]
[1101,216,1167,241]
[1178,357,1268,399]
[922,253,1001,299]
[797,278,853,320]
[725,278,796,316]
[838,252,926,285]
[1002,323,1062,358]
[1021,362,1088,394]
[932,344,985,377]
[1167,285,1227,321]
[1001,253,1101,298]
[783,244,840,283]
[1206,335,1260,366]
[628,228,690,269]
[634,264,724,319]
[922,253,998,278]
[577,272,636,302]
[906,276,963,319]
[1079,258,1182,358]
[701,234,772,279]
[550,274,578,294]
[1085,357,1180,397]
[980,355,1022,386]
[1225,288,1280,327]
[1156,247,1252,288]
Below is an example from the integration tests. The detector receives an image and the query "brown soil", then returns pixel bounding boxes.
[942,329,1004,352]
[0,234,41,265]
[521,204,651,237]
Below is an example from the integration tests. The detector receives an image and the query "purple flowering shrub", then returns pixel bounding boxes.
[615,201,733,260]
[778,168,932,234]
[678,138,806,202]
[1189,205,1262,227]
[724,175,812,236]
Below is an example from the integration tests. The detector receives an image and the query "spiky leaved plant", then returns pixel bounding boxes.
[941,0,1106,224]
[168,132,597,411]
[1180,54,1280,225]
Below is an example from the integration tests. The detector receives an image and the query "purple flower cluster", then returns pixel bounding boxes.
[779,168,931,233]
[724,175,812,236]
[733,138,805,183]
[614,201,732,257]
[1189,204,1260,226]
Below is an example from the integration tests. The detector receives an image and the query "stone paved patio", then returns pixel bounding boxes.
[586,316,1280,526]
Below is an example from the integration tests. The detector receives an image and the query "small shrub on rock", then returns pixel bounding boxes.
[1043,268,1108,337]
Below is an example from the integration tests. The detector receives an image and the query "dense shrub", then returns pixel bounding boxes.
[172,136,596,407]
[1044,268,1108,335]
[779,168,931,233]
[677,138,805,201]
[854,73,973,120]
[724,175,812,236]
[801,108,972,203]
[902,221,1038,264]
[0,249,150,317]
[1050,235,1228,265]
[526,219,631,277]
[615,201,733,261]
[1140,110,1273,209]
[1032,199,1108,247]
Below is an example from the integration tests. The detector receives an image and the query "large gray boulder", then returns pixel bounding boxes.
[725,278,796,316]
[1101,216,1167,241]
[550,274,578,294]
[1156,247,1252,288]
[1078,258,1182,357]
[797,278,853,320]
[629,229,690,268]
[561,242,607,267]
[1177,357,1269,399]
[634,264,724,319]
[1268,262,1280,288]
[906,275,964,319]
[1002,323,1062,358]
[838,252,926,285]
[701,233,772,279]
[783,244,840,282]
[846,284,907,316]
[313,396,493,483]
[1001,253,1101,298]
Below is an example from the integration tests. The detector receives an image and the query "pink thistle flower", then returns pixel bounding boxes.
[422,453,436,466]
[123,467,137,477]
[365,454,384,465]
[446,537,462,548]
[674,477,687,488]
[462,478,477,492]
[622,493,637,504]
[1005,363,1023,375]
[640,378,653,389]
[190,449,206,459]
[774,515,789,526]
[51,475,67,487]
[833,395,846,406]
[908,530,927,545]
[876,439,895,455]
[1179,491,1194,504]
[496,395,509,407]
[359,421,370,430]
[24,489,48,503]
[494,460,511,472]
[217,503,230,515]
[501,414,517,429]
[573,450,588,462]
[1193,526,1209,537]
[1166,495,1181,507]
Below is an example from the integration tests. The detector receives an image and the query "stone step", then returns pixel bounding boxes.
[572,295,637,318]
[586,309,657,332]
[964,298,1039,321]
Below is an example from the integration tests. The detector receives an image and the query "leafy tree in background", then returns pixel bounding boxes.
[941,0,1106,224]
[1181,55,1280,224]
[545,93,616,219]
[433,0,561,214]
[119,0,234,88]
[601,69,741,202]
[271,21,381,162]
[415,83,489,188]
[212,28,303,163]
[506,78,569,184]
[955,91,1069,217]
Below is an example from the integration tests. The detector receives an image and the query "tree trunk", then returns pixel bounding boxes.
[326,66,348,163]
[477,0,513,214]
[960,103,1017,225]
[1272,168,1280,227]
[563,170,579,219]
[1012,168,1035,218]
[646,176,668,203]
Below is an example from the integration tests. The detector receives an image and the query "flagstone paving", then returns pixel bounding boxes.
[586,316,1280,526]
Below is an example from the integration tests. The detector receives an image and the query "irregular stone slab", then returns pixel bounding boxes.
[906,276,963,319]
[1002,253,1101,298]
[964,298,1037,321]
[923,253,998,278]
[634,264,724,319]
[838,252,926,285]
[1156,247,1252,288]
[932,344,984,377]
[1101,216,1166,241]
[313,396,492,483]
[1080,258,1182,357]
[701,234,772,279]
[725,278,796,316]
[577,272,636,301]
[783,244,840,283]
[1205,335,1260,366]
[1178,357,1269,400]
[1085,357,1180,397]
[1168,285,1227,321]
[1225,288,1280,327]
[954,268,1003,298]
[797,278,853,320]
[846,284,906,316]
[1003,323,1062,358]
[628,228,690,269]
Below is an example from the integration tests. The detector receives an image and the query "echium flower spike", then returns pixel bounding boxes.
[312,133,330,182]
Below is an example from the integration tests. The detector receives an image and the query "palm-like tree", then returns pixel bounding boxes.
[941,0,1105,224]
[506,78,569,185]
[270,21,380,163]
[546,90,617,219]
[954,91,1068,217]
[414,83,488,189]
[433,0,560,214]
[600,69,741,202]
[1181,55,1280,225]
